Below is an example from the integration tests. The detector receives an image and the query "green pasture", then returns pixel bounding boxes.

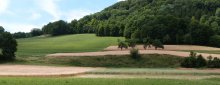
[16,34,124,57]
[0,77,219,85]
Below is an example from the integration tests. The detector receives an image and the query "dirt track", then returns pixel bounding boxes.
[0,65,98,77]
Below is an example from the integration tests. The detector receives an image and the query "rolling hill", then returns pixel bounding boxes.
[75,0,220,47]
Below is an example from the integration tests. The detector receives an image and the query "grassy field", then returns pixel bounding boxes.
[87,68,220,76]
[0,77,219,85]
[11,54,183,68]
[16,34,124,57]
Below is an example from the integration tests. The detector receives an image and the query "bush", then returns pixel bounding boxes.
[181,55,197,68]
[130,49,141,59]
[196,55,207,67]
[181,52,207,68]
[207,56,220,68]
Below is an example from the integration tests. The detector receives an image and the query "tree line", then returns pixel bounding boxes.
[12,0,220,48]
[78,0,220,47]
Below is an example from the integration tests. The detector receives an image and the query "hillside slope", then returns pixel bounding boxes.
[16,34,124,57]
[77,0,220,46]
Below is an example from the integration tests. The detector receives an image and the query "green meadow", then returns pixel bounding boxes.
[0,77,219,85]
[16,34,124,57]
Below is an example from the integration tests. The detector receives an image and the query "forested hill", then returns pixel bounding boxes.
[37,0,220,47]
[76,0,220,46]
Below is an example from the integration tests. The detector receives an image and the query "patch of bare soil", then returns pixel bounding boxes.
[104,45,220,51]
[0,65,99,77]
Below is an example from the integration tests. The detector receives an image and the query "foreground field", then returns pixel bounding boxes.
[0,65,219,79]
[16,34,124,57]
[82,68,220,79]
[0,77,219,85]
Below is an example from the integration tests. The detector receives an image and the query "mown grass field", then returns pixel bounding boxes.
[87,68,220,76]
[16,34,124,57]
[11,54,183,68]
[0,77,219,85]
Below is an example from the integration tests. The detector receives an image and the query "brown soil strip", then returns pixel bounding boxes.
[0,65,99,77]
[104,45,220,51]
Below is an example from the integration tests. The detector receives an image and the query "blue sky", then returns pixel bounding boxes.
[0,0,124,33]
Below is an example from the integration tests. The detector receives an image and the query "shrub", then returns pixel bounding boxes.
[207,57,220,68]
[196,55,207,67]
[130,49,141,59]
[181,55,197,68]
[181,52,207,68]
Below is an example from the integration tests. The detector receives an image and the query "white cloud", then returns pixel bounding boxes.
[0,0,10,15]
[64,10,93,22]
[36,0,61,21]
[36,0,94,22]
[29,12,42,20]
[0,21,40,33]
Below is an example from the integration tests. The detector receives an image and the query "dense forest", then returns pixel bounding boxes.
[14,0,220,47]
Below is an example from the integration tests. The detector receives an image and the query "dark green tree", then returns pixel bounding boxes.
[0,27,17,61]
[152,39,164,50]
[13,32,28,39]
[126,39,137,48]
[143,37,152,50]
[30,28,43,37]
[42,20,71,36]
[0,26,4,33]
[118,40,128,50]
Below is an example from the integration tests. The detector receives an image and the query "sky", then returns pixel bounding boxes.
[0,0,125,33]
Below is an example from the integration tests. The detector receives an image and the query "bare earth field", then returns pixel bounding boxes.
[0,65,98,77]
[0,65,219,79]
[0,63,218,79]
[104,45,220,51]
[47,45,220,59]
